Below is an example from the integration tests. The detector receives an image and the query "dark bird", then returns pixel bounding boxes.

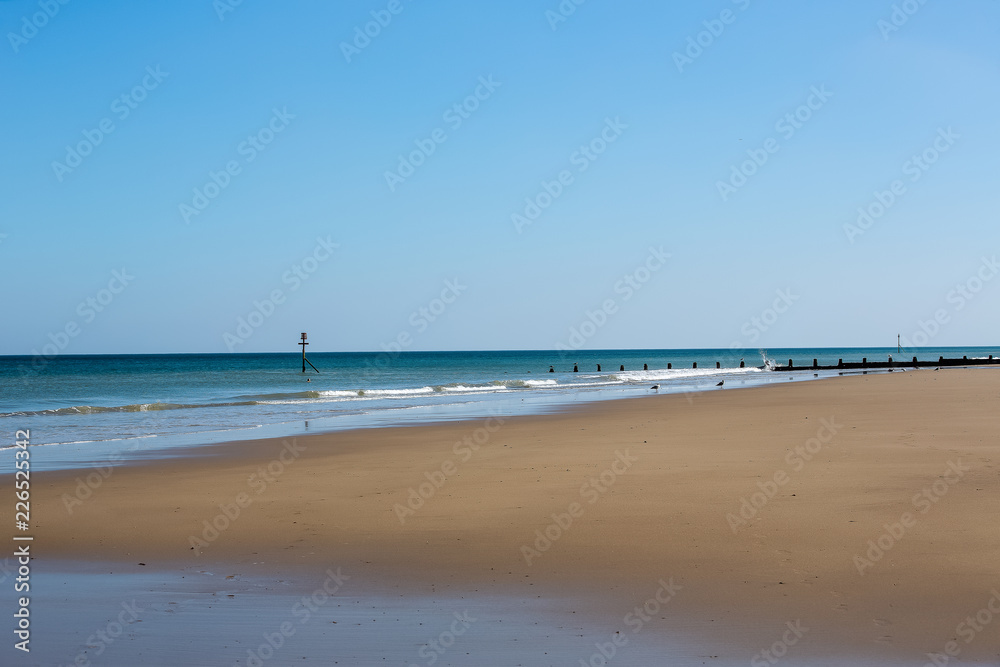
[650,384,660,392]
[716,380,724,386]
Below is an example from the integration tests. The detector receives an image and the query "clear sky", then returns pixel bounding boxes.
[2,0,998,354]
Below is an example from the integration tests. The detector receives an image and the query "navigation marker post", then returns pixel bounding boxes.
[300,332,319,374]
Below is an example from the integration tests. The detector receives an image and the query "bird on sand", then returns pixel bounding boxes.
[650,384,660,392]
[716,380,724,386]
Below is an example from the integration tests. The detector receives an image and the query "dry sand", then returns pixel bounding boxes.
[16,369,1000,663]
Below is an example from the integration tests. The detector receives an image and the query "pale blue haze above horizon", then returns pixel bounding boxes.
[1,0,998,355]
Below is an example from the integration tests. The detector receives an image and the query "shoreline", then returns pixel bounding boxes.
[8,364,986,471]
[4,365,944,475]
[4,362,784,472]
[8,369,1000,662]
[9,345,1000,472]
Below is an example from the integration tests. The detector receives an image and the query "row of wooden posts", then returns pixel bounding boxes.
[777,355,996,371]
[548,355,997,373]
[551,360,750,373]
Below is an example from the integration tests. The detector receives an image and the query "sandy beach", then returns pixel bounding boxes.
[11,369,1000,664]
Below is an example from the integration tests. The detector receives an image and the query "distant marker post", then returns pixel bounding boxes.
[300,332,319,374]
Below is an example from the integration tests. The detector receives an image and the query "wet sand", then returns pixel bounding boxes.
[7,368,1000,664]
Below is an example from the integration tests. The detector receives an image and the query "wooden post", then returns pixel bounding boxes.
[573,364,578,372]
[299,333,319,374]
[838,359,843,367]
[620,365,624,371]
[813,359,818,368]
[667,363,672,369]
[693,362,697,368]
[597,364,601,371]
[788,359,793,368]
[643,364,648,370]
[300,333,308,373]
[716,361,720,368]
[740,361,745,368]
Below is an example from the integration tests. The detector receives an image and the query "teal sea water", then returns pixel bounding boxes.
[2,347,998,470]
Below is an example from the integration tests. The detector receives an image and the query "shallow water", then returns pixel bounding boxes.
[3,347,997,472]
[1,562,941,667]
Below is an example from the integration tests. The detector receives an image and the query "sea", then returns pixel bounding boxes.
[2,346,998,471]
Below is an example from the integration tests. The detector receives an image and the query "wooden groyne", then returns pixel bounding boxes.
[772,355,997,372]
[548,356,998,374]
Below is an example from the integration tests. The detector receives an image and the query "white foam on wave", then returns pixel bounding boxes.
[618,366,762,382]
[257,398,348,405]
[318,390,362,398]
[523,379,558,387]
[0,433,162,450]
[441,385,496,392]
[360,387,436,397]
[561,379,627,389]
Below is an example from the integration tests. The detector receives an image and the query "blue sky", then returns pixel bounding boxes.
[1,0,998,354]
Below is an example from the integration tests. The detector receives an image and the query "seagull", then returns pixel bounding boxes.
[650,384,660,392]
[716,380,724,386]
